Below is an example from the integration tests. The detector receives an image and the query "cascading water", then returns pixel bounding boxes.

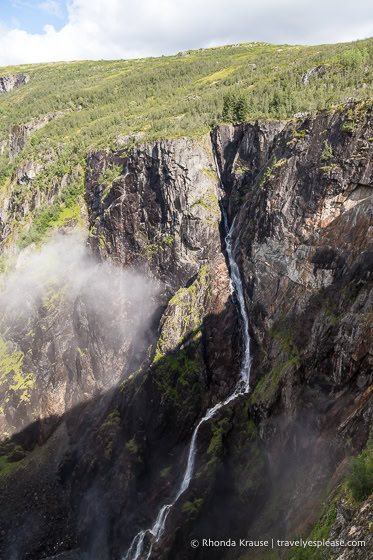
[123,148,252,560]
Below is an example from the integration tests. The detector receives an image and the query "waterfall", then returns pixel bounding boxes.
[222,209,252,392]
[123,147,252,560]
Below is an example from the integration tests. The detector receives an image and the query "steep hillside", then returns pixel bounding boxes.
[0,39,372,560]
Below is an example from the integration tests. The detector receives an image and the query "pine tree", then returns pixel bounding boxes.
[233,94,249,122]
[222,93,235,122]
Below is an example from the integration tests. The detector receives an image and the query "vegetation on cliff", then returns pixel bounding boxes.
[348,436,373,502]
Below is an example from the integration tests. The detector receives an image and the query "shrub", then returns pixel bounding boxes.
[321,140,333,161]
[347,445,373,502]
[338,47,367,69]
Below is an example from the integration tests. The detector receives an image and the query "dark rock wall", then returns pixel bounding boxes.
[85,137,222,301]
[209,103,373,557]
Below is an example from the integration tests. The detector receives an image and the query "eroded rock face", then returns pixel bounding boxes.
[330,495,373,559]
[0,136,226,438]
[211,120,286,218]
[206,103,373,553]
[85,137,222,301]
[0,73,29,95]
[9,111,65,162]
[227,106,373,392]
[15,159,44,184]
[0,140,7,156]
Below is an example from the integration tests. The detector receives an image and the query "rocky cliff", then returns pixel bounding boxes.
[0,101,372,560]
[0,73,29,95]
[9,111,65,162]
[85,137,222,301]
[212,102,373,558]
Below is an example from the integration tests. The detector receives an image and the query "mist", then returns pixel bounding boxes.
[1,232,159,333]
[0,232,160,434]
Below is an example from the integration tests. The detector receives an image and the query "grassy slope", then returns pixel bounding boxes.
[0,38,372,250]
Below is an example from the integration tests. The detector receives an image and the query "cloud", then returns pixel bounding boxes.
[38,0,63,18]
[0,0,372,66]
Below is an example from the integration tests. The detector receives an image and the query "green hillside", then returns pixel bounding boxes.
[0,37,373,253]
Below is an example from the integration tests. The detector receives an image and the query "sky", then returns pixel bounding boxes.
[0,0,372,66]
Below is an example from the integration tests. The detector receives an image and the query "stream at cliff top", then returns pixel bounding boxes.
[123,158,252,560]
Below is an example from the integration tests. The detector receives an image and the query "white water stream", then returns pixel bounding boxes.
[123,153,252,560]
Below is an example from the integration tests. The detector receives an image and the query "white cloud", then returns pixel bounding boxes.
[0,0,372,66]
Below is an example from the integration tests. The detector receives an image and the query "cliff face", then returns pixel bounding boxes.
[210,103,373,556]
[0,102,372,560]
[0,73,29,95]
[0,137,223,437]
[85,137,222,301]
[0,134,241,559]
[9,111,65,162]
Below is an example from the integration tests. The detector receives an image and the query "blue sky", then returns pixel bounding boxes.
[0,0,372,67]
[1,0,68,34]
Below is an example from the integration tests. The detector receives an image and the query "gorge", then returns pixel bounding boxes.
[0,43,372,560]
